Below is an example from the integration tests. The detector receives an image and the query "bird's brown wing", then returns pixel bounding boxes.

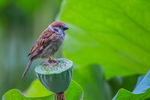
[28,29,56,59]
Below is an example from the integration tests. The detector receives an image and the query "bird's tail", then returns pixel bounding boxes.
[22,59,32,79]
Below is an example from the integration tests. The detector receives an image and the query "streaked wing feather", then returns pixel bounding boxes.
[28,29,54,58]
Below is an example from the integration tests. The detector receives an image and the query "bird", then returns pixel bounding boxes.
[22,21,69,79]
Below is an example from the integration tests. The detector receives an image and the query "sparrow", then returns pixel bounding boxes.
[22,21,69,79]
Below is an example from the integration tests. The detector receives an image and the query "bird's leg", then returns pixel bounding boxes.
[48,57,56,62]
[43,60,57,66]
[46,57,58,66]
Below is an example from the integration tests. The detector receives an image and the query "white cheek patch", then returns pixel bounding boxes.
[48,25,55,33]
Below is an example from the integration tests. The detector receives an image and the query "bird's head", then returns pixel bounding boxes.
[49,21,69,34]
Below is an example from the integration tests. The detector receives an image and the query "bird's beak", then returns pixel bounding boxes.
[64,26,69,30]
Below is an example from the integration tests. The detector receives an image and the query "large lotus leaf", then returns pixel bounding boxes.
[113,89,150,100]
[2,89,55,100]
[108,75,138,97]
[113,70,150,100]
[58,0,150,79]
[25,79,52,97]
[2,80,83,100]
[26,79,83,100]
[73,65,112,100]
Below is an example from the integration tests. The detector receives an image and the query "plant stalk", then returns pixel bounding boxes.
[56,92,66,100]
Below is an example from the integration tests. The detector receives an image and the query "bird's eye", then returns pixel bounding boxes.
[54,27,58,32]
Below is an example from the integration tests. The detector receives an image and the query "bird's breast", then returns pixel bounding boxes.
[40,35,64,58]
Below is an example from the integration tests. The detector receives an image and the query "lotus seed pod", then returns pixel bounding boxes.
[35,58,73,93]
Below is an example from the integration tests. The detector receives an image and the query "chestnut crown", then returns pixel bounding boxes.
[50,21,69,30]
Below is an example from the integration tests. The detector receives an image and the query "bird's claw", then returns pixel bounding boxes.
[48,57,56,62]
[43,60,58,66]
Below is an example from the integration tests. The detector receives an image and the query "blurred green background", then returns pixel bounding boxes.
[0,0,62,97]
[0,0,150,100]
